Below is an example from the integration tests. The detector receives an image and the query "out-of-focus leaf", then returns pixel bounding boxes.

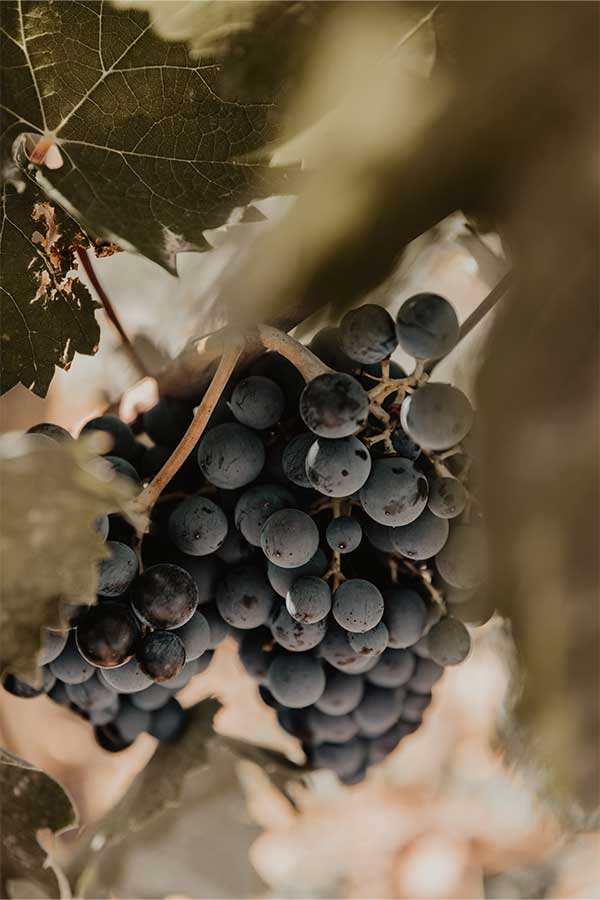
[0,179,99,397]
[74,728,265,900]
[80,698,220,852]
[0,748,76,899]
[220,735,309,805]
[1,0,293,272]
[0,437,134,676]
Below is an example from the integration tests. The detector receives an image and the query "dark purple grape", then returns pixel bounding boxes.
[137,631,186,683]
[132,564,198,629]
[76,603,138,668]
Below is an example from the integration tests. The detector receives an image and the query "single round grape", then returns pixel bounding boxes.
[80,415,135,459]
[37,628,68,666]
[426,616,471,666]
[364,520,397,552]
[318,623,362,671]
[281,433,314,488]
[384,588,427,649]
[160,658,199,690]
[401,383,474,451]
[367,648,416,688]
[395,293,459,360]
[339,304,398,364]
[99,657,153,693]
[114,699,151,742]
[390,427,422,461]
[352,684,405,737]
[310,738,367,778]
[332,579,384,633]
[130,683,172,711]
[286,576,331,624]
[197,423,265,489]
[89,697,120,726]
[347,622,388,657]
[49,633,96,684]
[435,524,484,589]
[76,603,138,668]
[408,656,444,693]
[142,397,193,447]
[249,352,305,415]
[149,698,188,742]
[315,670,364,716]
[391,507,449,560]
[427,476,467,519]
[305,436,371,498]
[27,422,72,442]
[229,376,285,430]
[97,541,139,597]
[137,631,186,682]
[401,690,432,723]
[172,610,211,661]
[309,327,356,372]
[94,723,133,753]
[260,508,319,569]
[359,458,428,526]
[300,373,369,439]
[216,566,275,629]
[238,627,273,682]
[132,564,198,629]
[335,765,366,785]
[267,653,326,708]
[271,605,327,652]
[306,708,358,744]
[66,674,116,710]
[215,528,255,565]
[168,554,220,605]
[202,603,231,648]
[326,517,362,554]
[267,549,328,598]
[168,495,228,556]
[234,484,295,547]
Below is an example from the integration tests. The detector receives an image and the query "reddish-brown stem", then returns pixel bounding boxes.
[76,247,148,380]
[132,334,245,524]
[256,325,332,382]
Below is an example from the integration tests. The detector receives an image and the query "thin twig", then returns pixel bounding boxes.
[131,334,246,524]
[256,325,332,382]
[76,247,148,380]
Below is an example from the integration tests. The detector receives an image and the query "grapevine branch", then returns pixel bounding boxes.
[132,333,245,524]
[256,325,332,381]
[76,248,148,380]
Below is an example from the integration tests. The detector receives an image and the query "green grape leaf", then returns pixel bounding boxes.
[1,0,293,272]
[0,179,100,397]
[0,436,134,677]
[85,698,221,848]
[0,748,77,900]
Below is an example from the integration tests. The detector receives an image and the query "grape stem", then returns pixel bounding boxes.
[255,325,332,382]
[131,334,246,528]
[75,248,148,380]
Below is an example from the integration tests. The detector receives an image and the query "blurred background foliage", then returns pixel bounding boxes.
[0,0,598,897]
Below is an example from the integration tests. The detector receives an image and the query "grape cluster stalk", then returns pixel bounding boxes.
[4,294,491,781]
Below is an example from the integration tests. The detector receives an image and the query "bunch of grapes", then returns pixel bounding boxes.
[4,293,491,781]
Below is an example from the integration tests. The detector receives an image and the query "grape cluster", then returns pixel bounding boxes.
[4,293,490,782]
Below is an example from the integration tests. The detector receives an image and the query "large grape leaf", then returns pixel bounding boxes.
[0,436,134,677]
[0,749,77,899]
[0,179,100,396]
[0,0,293,272]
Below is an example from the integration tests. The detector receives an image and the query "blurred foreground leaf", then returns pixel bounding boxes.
[0,749,76,899]
[0,181,99,397]
[0,437,134,676]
